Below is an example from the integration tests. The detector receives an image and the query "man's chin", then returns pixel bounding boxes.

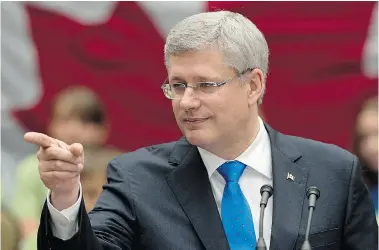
[184,130,209,147]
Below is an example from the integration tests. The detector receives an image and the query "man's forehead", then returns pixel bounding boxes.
[167,49,224,61]
[166,51,232,78]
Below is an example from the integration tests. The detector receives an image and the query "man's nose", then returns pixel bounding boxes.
[179,87,201,110]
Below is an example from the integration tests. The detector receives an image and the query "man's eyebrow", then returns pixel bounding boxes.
[170,76,186,82]
[169,74,222,82]
[193,76,221,82]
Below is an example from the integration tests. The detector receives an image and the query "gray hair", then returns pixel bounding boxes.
[164,11,269,104]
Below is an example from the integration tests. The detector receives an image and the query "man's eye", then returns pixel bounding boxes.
[199,82,216,88]
[172,83,186,89]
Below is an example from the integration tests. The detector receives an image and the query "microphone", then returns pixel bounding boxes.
[301,186,321,250]
[256,185,273,250]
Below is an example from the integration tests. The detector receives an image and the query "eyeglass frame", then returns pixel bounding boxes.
[161,68,253,100]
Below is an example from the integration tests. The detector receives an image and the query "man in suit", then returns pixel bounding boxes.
[24,11,377,250]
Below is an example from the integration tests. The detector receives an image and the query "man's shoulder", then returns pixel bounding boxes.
[286,134,353,158]
[121,140,177,157]
[278,132,356,172]
[266,123,355,166]
[110,140,179,171]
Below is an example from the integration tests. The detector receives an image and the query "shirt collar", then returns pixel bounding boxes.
[198,117,272,179]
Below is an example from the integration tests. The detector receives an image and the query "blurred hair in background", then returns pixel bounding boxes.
[48,85,109,146]
[353,95,378,217]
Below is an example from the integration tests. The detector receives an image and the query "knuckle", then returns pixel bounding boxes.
[46,146,57,157]
[55,160,62,170]
[37,149,44,160]
[77,164,84,172]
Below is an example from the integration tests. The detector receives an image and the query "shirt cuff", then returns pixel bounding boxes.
[46,183,82,240]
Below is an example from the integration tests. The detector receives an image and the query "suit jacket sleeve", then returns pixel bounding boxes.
[37,159,138,250]
[343,156,378,250]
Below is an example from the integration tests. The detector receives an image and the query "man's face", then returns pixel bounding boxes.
[357,109,378,172]
[168,50,262,152]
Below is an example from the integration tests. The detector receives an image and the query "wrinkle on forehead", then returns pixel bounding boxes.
[167,50,236,82]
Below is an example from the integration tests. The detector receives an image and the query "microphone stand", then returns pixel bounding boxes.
[301,186,321,250]
[256,185,273,250]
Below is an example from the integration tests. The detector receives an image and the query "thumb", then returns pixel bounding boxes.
[69,143,84,157]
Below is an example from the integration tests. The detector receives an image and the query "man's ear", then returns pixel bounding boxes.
[247,68,264,106]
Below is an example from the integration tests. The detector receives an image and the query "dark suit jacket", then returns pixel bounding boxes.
[38,124,378,250]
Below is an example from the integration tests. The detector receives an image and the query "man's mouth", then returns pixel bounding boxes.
[183,118,209,124]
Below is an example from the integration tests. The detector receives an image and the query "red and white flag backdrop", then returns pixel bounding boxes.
[3,1,378,156]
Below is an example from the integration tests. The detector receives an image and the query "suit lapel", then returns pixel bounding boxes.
[165,123,309,250]
[166,138,230,250]
[265,124,309,250]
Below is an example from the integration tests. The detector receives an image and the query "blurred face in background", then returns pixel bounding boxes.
[356,97,378,173]
[48,107,106,146]
[47,86,108,146]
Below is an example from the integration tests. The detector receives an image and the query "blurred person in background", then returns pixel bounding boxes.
[353,95,378,219]
[1,205,22,250]
[81,147,121,212]
[12,85,113,250]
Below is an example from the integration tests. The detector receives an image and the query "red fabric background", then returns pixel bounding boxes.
[13,2,378,151]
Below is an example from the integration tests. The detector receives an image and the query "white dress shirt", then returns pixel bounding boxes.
[198,117,273,248]
[47,184,82,240]
[47,117,273,247]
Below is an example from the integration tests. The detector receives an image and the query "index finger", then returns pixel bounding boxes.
[24,132,58,148]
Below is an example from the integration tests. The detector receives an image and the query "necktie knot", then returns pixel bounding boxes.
[217,160,246,183]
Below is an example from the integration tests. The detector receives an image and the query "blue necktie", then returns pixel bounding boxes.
[218,161,256,249]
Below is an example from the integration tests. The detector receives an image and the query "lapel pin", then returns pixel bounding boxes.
[286,172,295,181]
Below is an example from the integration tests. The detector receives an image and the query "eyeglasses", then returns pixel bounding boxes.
[161,69,252,100]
